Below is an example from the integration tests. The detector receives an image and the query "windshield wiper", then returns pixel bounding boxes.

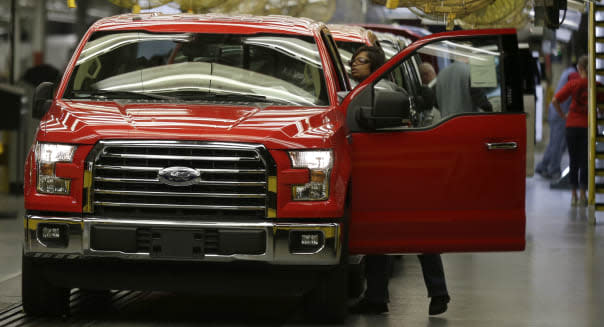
[206,93,295,105]
[70,90,179,101]
[73,89,296,105]
[208,93,267,101]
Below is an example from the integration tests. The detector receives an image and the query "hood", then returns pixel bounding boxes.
[36,100,342,149]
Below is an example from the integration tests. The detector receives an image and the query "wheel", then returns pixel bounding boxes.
[22,254,70,316]
[304,187,350,322]
[348,256,366,298]
[304,264,348,323]
[79,288,112,299]
[78,289,113,314]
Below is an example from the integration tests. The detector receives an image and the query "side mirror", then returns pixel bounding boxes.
[357,90,410,129]
[32,82,54,120]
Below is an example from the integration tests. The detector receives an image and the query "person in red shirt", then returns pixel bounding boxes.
[553,55,589,206]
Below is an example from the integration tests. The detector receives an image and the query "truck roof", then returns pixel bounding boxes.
[356,24,427,41]
[327,24,376,45]
[89,13,323,36]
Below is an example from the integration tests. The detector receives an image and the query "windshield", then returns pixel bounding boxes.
[63,31,329,106]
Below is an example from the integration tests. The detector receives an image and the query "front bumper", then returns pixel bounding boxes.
[24,214,341,265]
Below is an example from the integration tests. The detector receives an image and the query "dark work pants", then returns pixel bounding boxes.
[364,255,393,303]
[417,254,449,297]
[566,127,588,188]
[364,254,449,303]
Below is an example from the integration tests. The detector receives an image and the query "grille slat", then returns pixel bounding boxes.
[94,189,266,199]
[102,153,259,162]
[94,201,265,210]
[94,176,266,186]
[94,165,266,174]
[90,141,269,219]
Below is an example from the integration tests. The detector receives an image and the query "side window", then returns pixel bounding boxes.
[405,57,422,94]
[402,61,420,95]
[374,37,505,129]
[416,38,503,121]
[320,30,351,91]
[410,55,423,83]
[391,65,405,89]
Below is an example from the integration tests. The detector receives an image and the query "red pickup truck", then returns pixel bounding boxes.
[23,13,526,322]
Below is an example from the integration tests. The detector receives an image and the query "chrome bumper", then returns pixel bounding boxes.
[24,215,341,265]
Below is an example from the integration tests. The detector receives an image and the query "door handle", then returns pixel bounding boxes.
[485,142,518,150]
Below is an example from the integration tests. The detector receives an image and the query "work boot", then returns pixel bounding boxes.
[349,297,388,314]
[429,295,450,315]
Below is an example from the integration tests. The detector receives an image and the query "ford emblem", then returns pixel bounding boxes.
[158,167,201,186]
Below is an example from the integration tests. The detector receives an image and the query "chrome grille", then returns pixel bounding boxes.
[87,141,273,219]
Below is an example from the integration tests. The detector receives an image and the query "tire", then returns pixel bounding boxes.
[344,188,366,299]
[22,254,70,316]
[304,187,350,323]
[304,264,348,323]
[348,257,366,298]
[78,289,113,314]
[80,289,112,299]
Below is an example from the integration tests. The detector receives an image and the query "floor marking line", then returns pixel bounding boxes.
[0,303,23,317]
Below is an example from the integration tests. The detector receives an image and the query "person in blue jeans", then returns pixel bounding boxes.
[535,65,578,179]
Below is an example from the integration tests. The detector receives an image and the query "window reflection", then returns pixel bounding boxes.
[412,39,503,127]
[64,32,328,106]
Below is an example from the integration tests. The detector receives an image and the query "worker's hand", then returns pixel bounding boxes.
[556,110,566,119]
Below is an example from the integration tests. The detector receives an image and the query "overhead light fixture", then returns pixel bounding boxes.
[556,28,572,43]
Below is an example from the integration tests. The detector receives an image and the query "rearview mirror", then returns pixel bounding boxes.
[356,90,410,129]
[32,82,54,120]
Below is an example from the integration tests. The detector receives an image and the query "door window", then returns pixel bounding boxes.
[376,37,507,128]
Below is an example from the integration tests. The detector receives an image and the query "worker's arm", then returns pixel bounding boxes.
[552,97,566,119]
[552,79,576,119]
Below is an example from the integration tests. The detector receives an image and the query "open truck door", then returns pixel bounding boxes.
[344,29,526,254]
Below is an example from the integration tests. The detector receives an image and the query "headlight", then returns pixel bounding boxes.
[288,150,333,201]
[35,143,76,195]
